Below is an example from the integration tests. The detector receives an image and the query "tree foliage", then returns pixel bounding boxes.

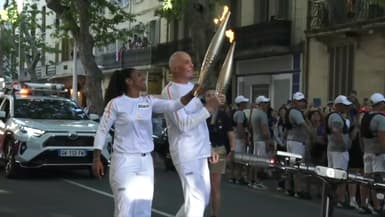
[0,0,57,81]
[155,0,187,21]
[46,0,141,114]
[49,0,142,47]
[156,0,227,22]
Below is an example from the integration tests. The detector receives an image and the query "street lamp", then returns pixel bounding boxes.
[16,0,24,81]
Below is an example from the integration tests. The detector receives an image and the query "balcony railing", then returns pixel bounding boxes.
[35,64,57,78]
[234,20,291,56]
[151,38,193,65]
[309,0,385,31]
[95,47,152,70]
[95,38,193,71]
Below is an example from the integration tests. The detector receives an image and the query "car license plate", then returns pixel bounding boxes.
[58,150,87,157]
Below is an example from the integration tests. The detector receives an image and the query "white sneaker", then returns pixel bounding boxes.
[252,183,267,190]
[367,204,379,215]
[349,199,360,210]
[336,202,344,208]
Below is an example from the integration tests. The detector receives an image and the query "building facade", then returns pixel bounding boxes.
[306,0,385,105]
[230,0,307,109]
[15,0,311,110]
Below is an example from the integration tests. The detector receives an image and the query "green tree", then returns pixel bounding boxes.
[1,0,57,81]
[0,25,16,79]
[46,0,140,114]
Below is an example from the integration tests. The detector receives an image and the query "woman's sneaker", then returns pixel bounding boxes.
[367,204,379,215]
[252,183,267,190]
[349,198,360,210]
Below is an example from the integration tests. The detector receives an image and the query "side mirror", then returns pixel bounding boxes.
[0,111,6,119]
[89,114,99,121]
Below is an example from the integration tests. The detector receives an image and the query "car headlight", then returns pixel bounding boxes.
[20,126,45,137]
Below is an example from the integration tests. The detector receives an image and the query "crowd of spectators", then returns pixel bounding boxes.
[121,34,150,51]
[212,90,385,216]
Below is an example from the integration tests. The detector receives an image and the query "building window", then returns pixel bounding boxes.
[148,20,160,46]
[328,44,354,99]
[255,0,269,23]
[61,38,72,62]
[252,84,270,102]
[277,0,289,20]
[55,43,59,64]
[230,0,241,27]
[113,0,129,7]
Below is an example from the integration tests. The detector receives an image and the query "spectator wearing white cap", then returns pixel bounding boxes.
[360,93,385,214]
[285,92,312,198]
[325,95,352,207]
[247,96,271,190]
[230,95,249,184]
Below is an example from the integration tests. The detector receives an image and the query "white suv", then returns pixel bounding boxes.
[0,82,111,178]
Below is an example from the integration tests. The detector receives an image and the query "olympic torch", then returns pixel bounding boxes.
[194,6,231,96]
[210,30,236,125]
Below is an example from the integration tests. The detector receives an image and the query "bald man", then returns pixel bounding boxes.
[161,51,224,217]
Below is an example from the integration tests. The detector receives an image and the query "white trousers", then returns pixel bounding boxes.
[175,158,211,217]
[109,153,154,217]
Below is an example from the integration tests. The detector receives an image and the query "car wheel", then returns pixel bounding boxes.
[4,140,21,179]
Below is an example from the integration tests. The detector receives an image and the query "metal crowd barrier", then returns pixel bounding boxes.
[233,152,385,217]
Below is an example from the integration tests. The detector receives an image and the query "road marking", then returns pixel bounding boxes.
[63,179,174,217]
[0,189,10,194]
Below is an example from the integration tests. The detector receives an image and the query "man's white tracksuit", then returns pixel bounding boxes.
[162,81,212,217]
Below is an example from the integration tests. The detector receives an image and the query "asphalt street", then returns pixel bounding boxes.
[0,157,365,217]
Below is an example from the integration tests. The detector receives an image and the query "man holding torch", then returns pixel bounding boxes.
[161,51,225,217]
[161,6,233,216]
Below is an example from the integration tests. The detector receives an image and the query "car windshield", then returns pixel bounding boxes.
[14,98,88,120]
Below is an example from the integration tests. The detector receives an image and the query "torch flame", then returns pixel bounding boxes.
[225,29,235,43]
[214,6,229,25]
[219,6,229,22]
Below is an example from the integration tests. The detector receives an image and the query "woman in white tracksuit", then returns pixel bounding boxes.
[92,68,199,217]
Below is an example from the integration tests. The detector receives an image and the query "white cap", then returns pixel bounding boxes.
[255,95,270,104]
[334,95,352,106]
[293,92,306,101]
[370,93,385,105]
[234,95,249,104]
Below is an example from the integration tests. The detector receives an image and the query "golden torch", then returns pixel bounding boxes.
[211,29,236,125]
[194,6,231,96]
